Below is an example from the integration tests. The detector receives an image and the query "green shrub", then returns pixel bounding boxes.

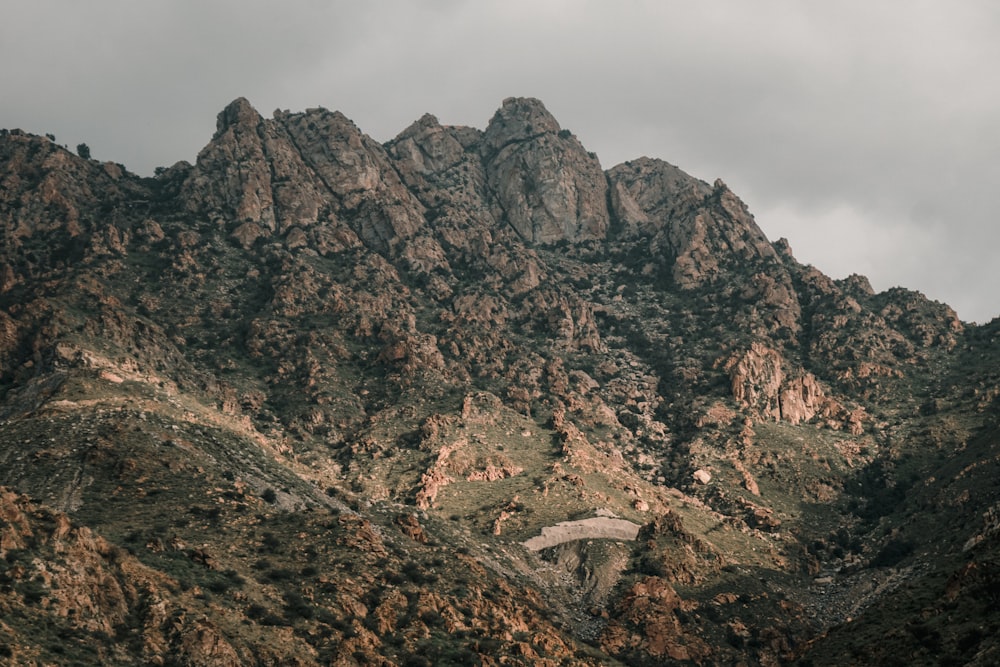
[872,538,914,567]
[283,592,314,620]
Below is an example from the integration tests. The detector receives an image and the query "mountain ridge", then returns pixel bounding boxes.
[1,97,998,665]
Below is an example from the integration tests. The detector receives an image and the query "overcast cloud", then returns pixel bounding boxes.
[2,1,998,322]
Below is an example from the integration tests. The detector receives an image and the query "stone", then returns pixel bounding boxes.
[693,469,712,485]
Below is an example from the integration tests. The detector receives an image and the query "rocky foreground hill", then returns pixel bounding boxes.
[1,97,999,665]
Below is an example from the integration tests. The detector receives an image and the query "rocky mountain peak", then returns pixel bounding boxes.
[482,96,562,152]
[214,96,262,137]
[390,112,469,179]
[606,156,786,298]
[607,157,713,239]
[481,97,609,244]
[411,112,441,131]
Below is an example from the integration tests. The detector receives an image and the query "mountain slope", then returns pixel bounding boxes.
[1,98,997,665]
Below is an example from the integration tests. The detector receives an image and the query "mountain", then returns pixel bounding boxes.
[1,97,999,666]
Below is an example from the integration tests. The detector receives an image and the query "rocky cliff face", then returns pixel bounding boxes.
[0,98,995,666]
[482,97,609,244]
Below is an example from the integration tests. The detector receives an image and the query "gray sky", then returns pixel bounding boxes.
[3,1,998,323]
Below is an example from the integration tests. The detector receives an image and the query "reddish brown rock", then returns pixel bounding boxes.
[602,576,710,662]
[394,513,428,543]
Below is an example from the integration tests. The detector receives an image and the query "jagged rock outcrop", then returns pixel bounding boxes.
[608,162,788,293]
[483,97,609,244]
[724,342,864,432]
[0,133,121,243]
[601,576,710,662]
[182,98,426,257]
[607,156,713,240]
[0,488,247,665]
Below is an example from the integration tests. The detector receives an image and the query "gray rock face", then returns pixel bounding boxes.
[387,112,496,234]
[607,157,713,240]
[183,96,794,272]
[483,97,609,244]
[182,97,281,231]
[182,98,426,255]
[608,161,780,287]
[391,113,475,179]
